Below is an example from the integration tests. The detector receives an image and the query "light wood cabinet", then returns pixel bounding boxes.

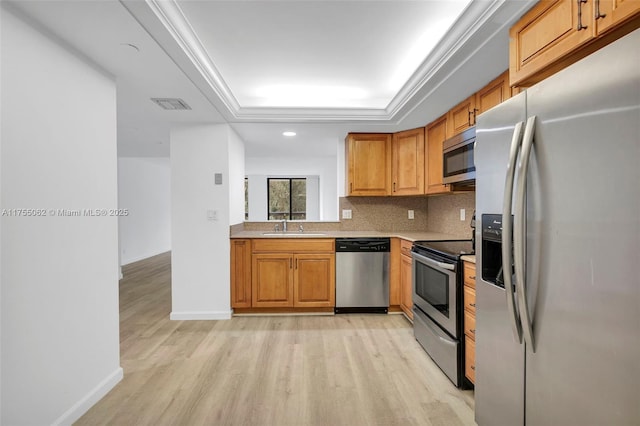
[596,0,640,34]
[389,238,401,307]
[345,133,392,196]
[399,239,414,320]
[446,94,476,138]
[463,261,477,384]
[252,253,294,307]
[294,253,335,308]
[251,239,335,309]
[392,128,425,196]
[509,0,640,87]
[475,71,511,116]
[425,114,453,195]
[231,239,252,308]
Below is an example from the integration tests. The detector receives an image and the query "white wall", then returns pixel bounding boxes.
[118,157,171,265]
[170,124,244,320]
[1,6,121,425]
[245,156,338,221]
[227,128,246,225]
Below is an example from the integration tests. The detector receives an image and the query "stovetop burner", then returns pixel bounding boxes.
[412,239,474,261]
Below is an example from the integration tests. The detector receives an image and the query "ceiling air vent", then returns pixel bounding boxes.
[151,98,191,110]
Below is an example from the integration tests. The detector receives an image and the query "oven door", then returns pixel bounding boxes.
[412,251,458,337]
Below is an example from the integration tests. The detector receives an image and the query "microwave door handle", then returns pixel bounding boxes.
[411,252,455,271]
[502,120,524,343]
[515,116,536,352]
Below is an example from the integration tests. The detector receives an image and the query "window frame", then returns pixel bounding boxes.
[267,177,306,220]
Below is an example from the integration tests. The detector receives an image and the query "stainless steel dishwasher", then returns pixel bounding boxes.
[335,238,390,314]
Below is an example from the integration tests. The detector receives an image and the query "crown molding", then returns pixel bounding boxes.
[127,0,533,123]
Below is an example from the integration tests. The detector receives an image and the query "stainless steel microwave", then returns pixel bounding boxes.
[443,127,476,185]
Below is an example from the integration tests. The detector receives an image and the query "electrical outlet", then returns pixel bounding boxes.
[342,209,352,219]
[408,210,414,220]
[460,209,466,221]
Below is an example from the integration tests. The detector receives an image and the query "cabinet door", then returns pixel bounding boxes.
[465,335,476,384]
[447,94,476,138]
[509,0,594,87]
[476,71,511,116]
[425,115,453,195]
[392,128,425,196]
[346,133,392,196]
[252,254,293,307]
[294,253,335,307]
[231,239,252,308]
[595,0,640,35]
[400,254,413,320]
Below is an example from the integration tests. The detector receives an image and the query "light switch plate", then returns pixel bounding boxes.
[342,209,352,219]
[408,210,414,219]
[214,173,223,185]
[460,208,466,221]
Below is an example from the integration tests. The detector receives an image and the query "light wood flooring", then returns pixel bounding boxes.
[76,252,476,426]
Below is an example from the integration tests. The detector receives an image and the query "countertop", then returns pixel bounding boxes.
[230,230,462,242]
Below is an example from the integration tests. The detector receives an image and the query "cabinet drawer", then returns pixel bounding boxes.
[252,238,334,253]
[465,335,476,384]
[463,262,476,288]
[464,310,476,340]
[464,285,476,314]
[400,239,413,257]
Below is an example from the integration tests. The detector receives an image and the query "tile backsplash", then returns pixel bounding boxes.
[426,192,476,238]
[338,196,427,231]
[242,192,476,237]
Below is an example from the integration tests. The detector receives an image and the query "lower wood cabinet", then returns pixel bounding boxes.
[230,239,252,308]
[399,239,414,320]
[246,238,336,310]
[463,260,477,384]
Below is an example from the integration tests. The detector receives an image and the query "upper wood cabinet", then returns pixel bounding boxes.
[596,0,640,34]
[345,133,392,196]
[475,71,511,117]
[425,114,453,195]
[509,0,640,87]
[392,127,425,196]
[446,94,476,138]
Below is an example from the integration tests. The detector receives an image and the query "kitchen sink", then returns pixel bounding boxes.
[261,232,327,236]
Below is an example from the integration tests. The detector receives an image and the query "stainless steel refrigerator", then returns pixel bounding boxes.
[474,28,640,426]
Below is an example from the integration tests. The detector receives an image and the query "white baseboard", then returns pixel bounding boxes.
[170,310,232,320]
[52,367,123,426]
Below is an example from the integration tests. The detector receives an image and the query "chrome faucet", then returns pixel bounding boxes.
[282,219,287,232]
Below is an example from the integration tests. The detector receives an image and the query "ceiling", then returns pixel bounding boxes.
[6,0,536,158]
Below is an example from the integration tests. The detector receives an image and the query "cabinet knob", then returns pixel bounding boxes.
[470,303,476,307]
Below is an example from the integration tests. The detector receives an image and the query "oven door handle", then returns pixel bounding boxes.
[411,252,455,271]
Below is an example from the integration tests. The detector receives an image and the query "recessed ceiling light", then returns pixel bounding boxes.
[283,131,296,137]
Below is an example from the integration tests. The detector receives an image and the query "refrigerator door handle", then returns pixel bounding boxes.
[502,120,524,343]
[515,115,537,352]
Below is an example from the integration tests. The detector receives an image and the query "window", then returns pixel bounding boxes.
[268,178,306,220]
